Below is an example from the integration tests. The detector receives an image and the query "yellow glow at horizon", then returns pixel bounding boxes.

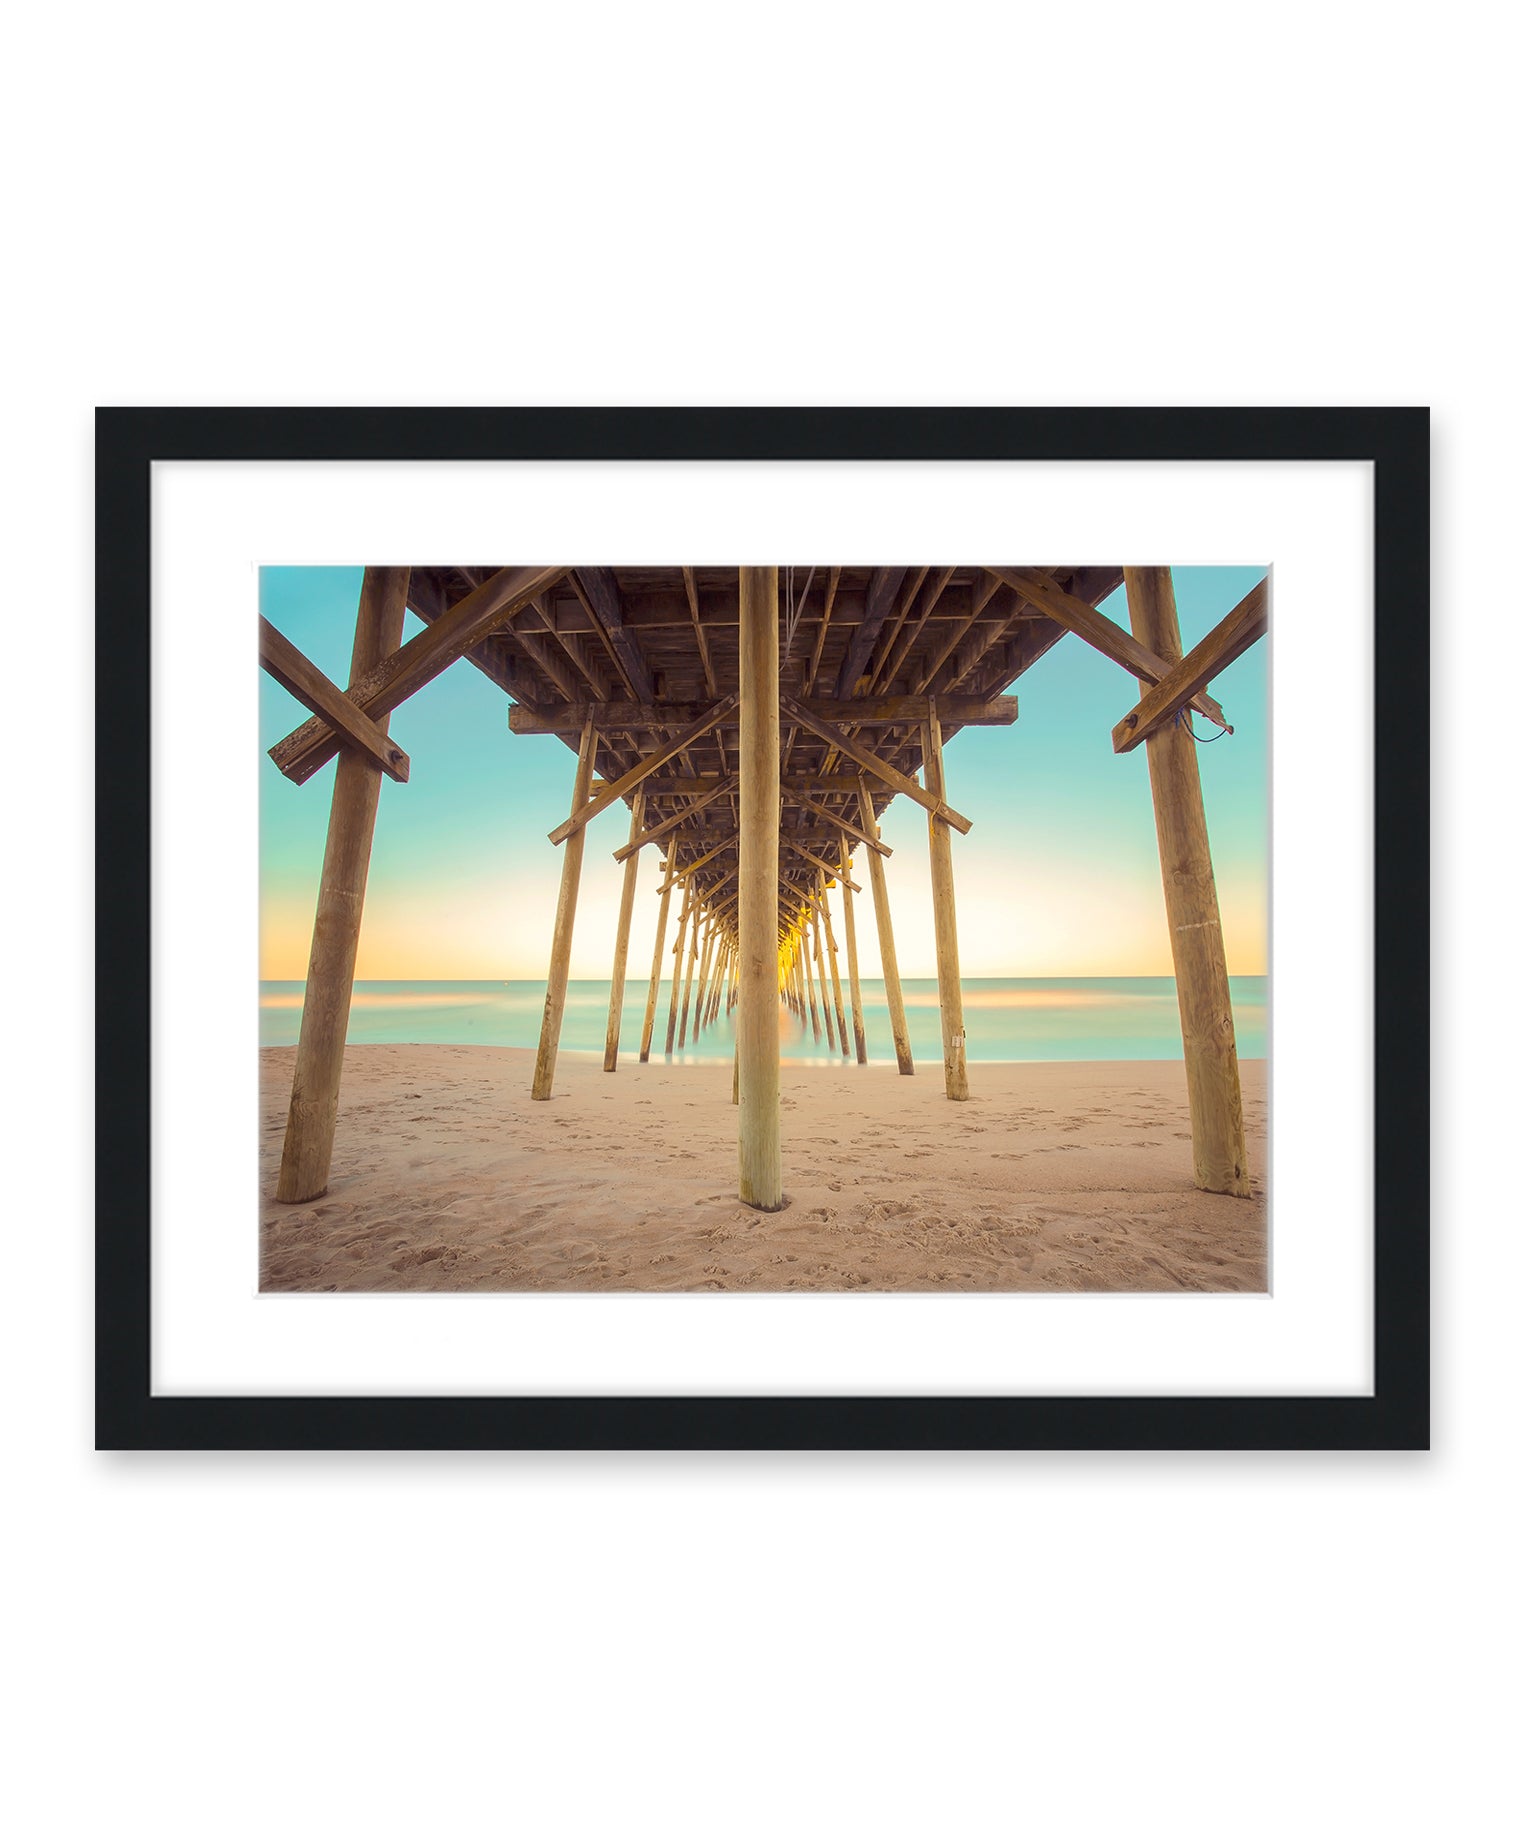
[260,849,1268,982]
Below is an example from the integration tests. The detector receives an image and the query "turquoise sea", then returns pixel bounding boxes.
[260,975,1268,1065]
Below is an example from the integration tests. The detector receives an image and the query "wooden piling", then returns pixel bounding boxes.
[857,780,915,1076]
[692,921,718,1040]
[1123,566,1250,1196]
[839,834,869,1064]
[817,883,851,1056]
[665,874,694,1054]
[737,565,783,1208]
[532,714,600,1100]
[801,929,821,1041]
[603,800,645,1071]
[921,699,969,1101]
[276,567,410,1202]
[810,905,837,1048]
[677,891,703,1047]
[638,835,677,1062]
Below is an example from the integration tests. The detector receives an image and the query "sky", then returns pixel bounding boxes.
[258,565,1269,980]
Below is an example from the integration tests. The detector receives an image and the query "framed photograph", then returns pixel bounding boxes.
[96,406,1427,1449]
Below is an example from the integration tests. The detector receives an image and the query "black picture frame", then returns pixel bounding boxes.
[96,406,1429,1450]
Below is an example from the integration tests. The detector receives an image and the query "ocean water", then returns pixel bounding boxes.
[260,975,1268,1065]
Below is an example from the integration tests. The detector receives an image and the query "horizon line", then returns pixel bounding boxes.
[257,969,1271,983]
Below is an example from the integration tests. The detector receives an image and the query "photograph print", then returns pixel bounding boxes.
[258,560,1269,1294]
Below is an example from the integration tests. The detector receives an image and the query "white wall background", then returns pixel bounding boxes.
[3,5,1526,1843]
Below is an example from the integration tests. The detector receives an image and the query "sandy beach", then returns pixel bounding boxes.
[260,1046,1267,1291]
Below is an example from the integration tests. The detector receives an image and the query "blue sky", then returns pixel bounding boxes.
[259,565,1268,979]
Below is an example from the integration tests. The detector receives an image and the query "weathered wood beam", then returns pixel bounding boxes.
[874,566,955,692]
[838,835,868,1064]
[638,834,677,1062]
[508,610,585,703]
[696,865,738,906]
[271,565,566,784]
[816,883,851,1056]
[739,566,783,1208]
[1111,578,1268,753]
[549,696,740,845]
[275,568,410,1201]
[975,615,1070,701]
[858,778,914,1076]
[781,696,972,833]
[665,875,696,1055]
[512,693,1015,734]
[532,716,599,1100]
[865,566,931,689]
[603,801,645,1071]
[1124,568,1249,1195]
[680,566,717,697]
[809,904,837,1046]
[801,928,822,1043]
[922,700,969,1102]
[953,590,1025,686]
[614,776,739,861]
[569,567,650,699]
[657,835,733,892]
[994,567,1228,730]
[784,837,861,893]
[804,567,841,694]
[787,791,892,857]
[259,617,410,783]
[637,774,889,797]
[834,567,907,699]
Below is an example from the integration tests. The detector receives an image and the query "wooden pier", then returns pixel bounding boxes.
[262,563,1267,1204]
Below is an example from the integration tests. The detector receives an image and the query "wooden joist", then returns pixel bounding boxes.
[272,564,566,784]
[789,792,892,857]
[658,835,733,891]
[570,567,650,699]
[613,776,739,862]
[680,567,717,697]
[510,693,1017,735]
[259,617,410,783]
[993,567,1229,732]
[835,567,907,699]
[1111,579,1268,753]
[804,567,841,694]
[785,837,861,892]
[549,696,740,845]
[781,696,972,833]
[631,774,893,797]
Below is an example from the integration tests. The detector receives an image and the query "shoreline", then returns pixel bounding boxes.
[260,1044,1268,1293]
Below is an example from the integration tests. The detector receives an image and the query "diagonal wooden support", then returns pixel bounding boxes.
[657,835,733,892]
[271,564,567,784]
[791,792,893,856]
[994,567,1229,732]
[1111,579,1269,753]
[696,865,739,905]
[549,696,739,844]
[785,837,861,892]
[781,696,972,833]
[259,617,409,783]
[614,776,739,862]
